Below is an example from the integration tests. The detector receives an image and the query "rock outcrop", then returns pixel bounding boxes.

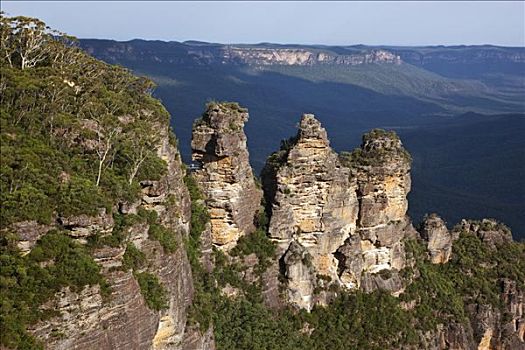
[456,218,514,248]
[263,116,413,309]
[337,129,414,294]
[221,47,401,66]
[420,213,454,264]
[263,114,358,309]
[191,102,262,250]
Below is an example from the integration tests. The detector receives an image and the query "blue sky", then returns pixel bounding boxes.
[3,1,525,46]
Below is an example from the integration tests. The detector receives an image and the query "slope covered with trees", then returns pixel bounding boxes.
[0,14,179,348]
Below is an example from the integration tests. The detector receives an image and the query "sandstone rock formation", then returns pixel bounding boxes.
[337,129,414,294]
[263,114,358,309]
[191,102,262,250]
[263,116,414,309]
[420,213,454,264]
[221,47,401,66]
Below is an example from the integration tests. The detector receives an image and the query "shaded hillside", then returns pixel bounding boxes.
[400,113,525,237]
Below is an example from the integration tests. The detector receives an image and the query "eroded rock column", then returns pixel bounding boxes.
[338,129,414,293]
[420,213,453,264]
[264,114,359,310]
[191,102,262,250]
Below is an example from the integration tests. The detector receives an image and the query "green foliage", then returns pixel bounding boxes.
[135,156,167,182]
[213,298,309,350]
[339,129,411,169]
[401,234,525,332]
[0,14,170,228]
[211,289,419,350]
[0,231,108,349]
[308,291,417,350]
[122,243,146,271]
[148,223,178,253]
[57,176,108,217]
[339,149,364,168]
[230,229,276,273]
[135,272,168,311]
[184,174,210,264]
[183,172,214,330]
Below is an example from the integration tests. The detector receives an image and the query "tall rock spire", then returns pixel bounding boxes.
[263,114,359,310]
[191,102,262,250]
[338,129,415,293]
[263,118,415,309]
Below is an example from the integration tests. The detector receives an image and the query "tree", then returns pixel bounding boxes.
[0,12,16,67]
[11,16,51,70]
[121,115,160,185]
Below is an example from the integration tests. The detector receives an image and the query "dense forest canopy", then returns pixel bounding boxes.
[0,13,171,227]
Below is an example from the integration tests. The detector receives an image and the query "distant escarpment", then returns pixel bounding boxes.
[81,39,402,67]
[80,39,525,72]
[190,102,262,250]
[220,47,401,66]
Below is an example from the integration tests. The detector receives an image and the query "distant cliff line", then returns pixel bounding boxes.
[80,38,525,67]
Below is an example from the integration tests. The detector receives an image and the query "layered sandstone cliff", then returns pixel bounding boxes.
[191,102,262,250]
[15,121,212,350]
[221,47,401,66]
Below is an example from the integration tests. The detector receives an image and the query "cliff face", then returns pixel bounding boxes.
[20,122,212,350]
[191,102,262,250]
[221,47,401,66]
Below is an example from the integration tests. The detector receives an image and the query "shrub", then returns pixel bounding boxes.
[148,223,178,253]
[122,243,146,271]
[135,272,168,311]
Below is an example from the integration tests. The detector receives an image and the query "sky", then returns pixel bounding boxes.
[2,1,525,46]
